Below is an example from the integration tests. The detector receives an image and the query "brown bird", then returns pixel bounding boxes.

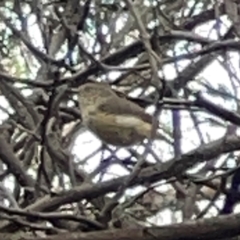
[78,82,158,147]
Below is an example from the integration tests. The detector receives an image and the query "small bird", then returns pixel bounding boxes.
[78,82,158,146]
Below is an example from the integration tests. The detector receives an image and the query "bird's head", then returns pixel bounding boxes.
[78,81,116,107]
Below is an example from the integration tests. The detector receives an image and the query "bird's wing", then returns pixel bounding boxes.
[97,97,153,124]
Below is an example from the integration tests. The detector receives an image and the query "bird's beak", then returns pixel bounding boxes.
[69,88,79,94]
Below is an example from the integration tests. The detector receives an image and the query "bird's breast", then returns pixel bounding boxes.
[85,112,153,146]
[80,104,98,124]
